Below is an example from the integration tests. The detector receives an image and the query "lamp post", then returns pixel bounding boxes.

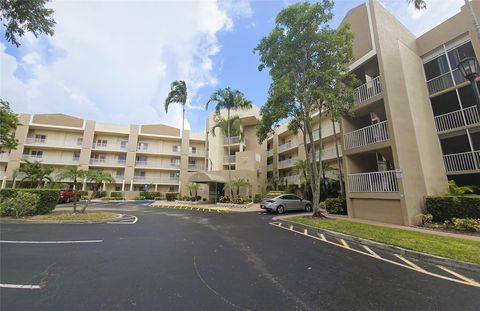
[458,56,480,113]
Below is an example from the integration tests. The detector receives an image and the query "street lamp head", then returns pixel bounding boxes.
[458,57,480,80]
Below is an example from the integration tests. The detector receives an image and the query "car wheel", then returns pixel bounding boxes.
[305,204,312,212]
[277,205,285,214]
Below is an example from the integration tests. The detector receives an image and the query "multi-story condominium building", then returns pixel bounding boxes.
[0,0,478,225]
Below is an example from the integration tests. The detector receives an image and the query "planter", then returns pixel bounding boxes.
[216,202,254,209]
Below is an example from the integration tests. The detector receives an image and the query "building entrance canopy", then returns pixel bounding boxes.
[187,172,226,184]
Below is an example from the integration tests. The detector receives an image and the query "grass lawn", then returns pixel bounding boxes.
[288,216,480,265]
[28,211,121,222]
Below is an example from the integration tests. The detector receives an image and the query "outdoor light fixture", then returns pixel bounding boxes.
[458,56,480,112]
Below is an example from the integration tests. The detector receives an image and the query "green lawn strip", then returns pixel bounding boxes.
[28,211,121,222]
[288,216,480,265]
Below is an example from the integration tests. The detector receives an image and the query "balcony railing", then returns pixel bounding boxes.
[283,175,300,185]
[308,123,341,143]
[344,121,390,150]
[443,151,480,173]
[0,171,4,179]
[89,158,126,166]
[188,164,205,171]
[189,150,205,157]
[427,69,467,95]
[318,146,342,161]
[354,76,382,105]
[135,160,180,169]
[278,158,296,169]
[133,176,180,184]
[224,155,236,164]
[348,170,399,193]
[25,137,82,148]
[224,136,242,145]
[278,140,298,153]
[267,149,273,157]
[434,106,480,132]
[267,164,273,171]
[92,142,127,151]
[22,154,80,165]
[0,153,9,162]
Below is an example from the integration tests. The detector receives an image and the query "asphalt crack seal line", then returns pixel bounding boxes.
[269,222,480,288]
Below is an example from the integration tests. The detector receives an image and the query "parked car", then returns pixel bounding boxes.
[260,194,312,214]
[58,189,80,203]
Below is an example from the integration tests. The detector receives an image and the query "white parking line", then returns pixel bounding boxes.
[437,265,480,286]
[0,240,102,244]
[0,283,41,289]
[362,246,380,258]
[394,254,426,272]
[340,239,350,249]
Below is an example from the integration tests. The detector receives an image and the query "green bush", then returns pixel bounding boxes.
[449,218,480,232]
[94,191,107,198]
[218,196,230,203]
[78,190,88,197]
[154,196,164,200]
[0,192,39,217]
[165,192,179,201]
[110,191,124,199]
[0,188,59,215]
[319,201,326,209]
[426,196,480,222]
[231,197,248,204]
[254,193,262,203]
[266,190,285,197]
[325,198,347,215]
[140,191,162,200]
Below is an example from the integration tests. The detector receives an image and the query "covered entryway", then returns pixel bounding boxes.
[187,172,226,203]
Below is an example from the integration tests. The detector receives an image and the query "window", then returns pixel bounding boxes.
[171,158,180,167]
[35,135,46,143]
[448,41,476,69]
[91,154,106,162]
[190,146,197,154]
[423,54,449,81]
[73,151,80,160]
[77,138,83,146]
[170,172,180,179]
[31,150,43,158]
[136,155,147,162]
[137,141,148,151]
[169,186,176,192]
[120,140,128,149]
[136,170,146,177]
[172,145,179,153]
[116,169,124,177]
[188,159,196,165]
[118,154,126,163]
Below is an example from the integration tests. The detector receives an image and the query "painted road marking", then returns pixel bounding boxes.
[340,239,350,249]
[0,283,41,289]
[107,214,138,225]
[394,254,426,272]
[269,222,480,288]
[0,240,102,244]
[363,245,380,258]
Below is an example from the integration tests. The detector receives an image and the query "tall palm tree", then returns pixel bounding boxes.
[187,182,199,200]
[164,80,188,132]
[407,0,426,10]
[210,115,244,141]
[80,170,114,213]
[205,87,252,195]
[18,160,53,188]
[232,178,251,198]
[57,165,88,213]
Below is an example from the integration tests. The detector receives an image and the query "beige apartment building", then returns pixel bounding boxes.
[1,0,478,225]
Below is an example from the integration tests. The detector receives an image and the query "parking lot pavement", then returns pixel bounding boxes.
[1,203,479,310]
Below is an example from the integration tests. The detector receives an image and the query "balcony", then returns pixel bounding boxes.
[133,176,179,184]
[307,123,341,143]
[344,121,390,150]
[135,160,180,169]
[426,69,467,95]
[267,164,273,171]
[348,170,399,193]
[354,76,382,105]
[92,142,127,151]
[443,151,480,173]
[434,106,480,132]
[283,175,300,185]
[22,154,80,165]
[0,171,4,179]
[0,153,9,162]
[224,155,236,164]
[318,146,342,161]
[89,158,126,166]
[136,145,181,155]
[189,150,205,157]
[278,140,298,153]
[188,163,205,171]
[267,149,273,157]
[278,158,296,169]
[25,137,82,148]
[224,136,242,145]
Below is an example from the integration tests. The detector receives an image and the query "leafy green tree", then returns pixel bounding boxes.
[210,115,244,141]
[0,99,19,152]
[0,0,55,47]
[206,87,252,193]
[164,80,187,132]
[254,1,356,216]
[448,180,478,195]
[18,159,53,188]
[232,178,250,198]
[57,165,88,213]
[80,170,114,213]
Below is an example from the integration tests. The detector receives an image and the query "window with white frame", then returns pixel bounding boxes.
[35,134,46,143]
[137,141,148,151]
[172,145,179,153]
[31,150,43,158]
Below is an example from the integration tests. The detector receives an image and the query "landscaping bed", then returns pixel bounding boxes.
[22,211,120,223]
[288,216,480,265]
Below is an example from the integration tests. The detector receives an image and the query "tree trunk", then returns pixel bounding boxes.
[332,118,345,198]
[227,108,233,197]
[73,178,78,214]
[81,183,100,213]
[304,117,325,218]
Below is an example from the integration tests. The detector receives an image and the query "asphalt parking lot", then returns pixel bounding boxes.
[1,202,479,310]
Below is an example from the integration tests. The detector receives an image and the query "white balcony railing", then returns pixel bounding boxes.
[434,106,480,132]
[354,76,382,105]
[135,160,180,169]
[348,170,399,193]
[189,150,205,157]
[25,137,82,148]
[89,158,126,166]
[278,140,298,153]
[92,142,127,151]
[224,155,236,164]
[0,153,9,162]
[443,151,480,173]
[308,123,341,143]
[344,121,390,150]
[224,136,242,145]
[427,69,467,95]
[283,175,300,185]
[278,158,296,169]
[133,176,180,184]
[267,149,274,157]
[188,164,205,171]
[267,164,273,171]
[22,154,80,165]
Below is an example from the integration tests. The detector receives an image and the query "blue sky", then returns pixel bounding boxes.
[0,0,464,132]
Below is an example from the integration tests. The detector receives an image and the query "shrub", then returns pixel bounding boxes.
[218,196,230,203]
[266,190,285,197]
[110,191,124,199]
[319,201,326,209]
[94,191,107,198]
[154,196,164,200]
[426,196,480,222]
[450,218,480,232]
[165,192,179,201]
[140,191,162,200]
[78,190,88,197]
[254,193,262,203]
[231,197,248,204]
[0,188,60,215]
[0,192,40,217]
[325,198,347,215]
[100,197,111,201]
[81,195,89,200]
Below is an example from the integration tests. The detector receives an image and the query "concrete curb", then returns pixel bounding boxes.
[0,213,122,225]
[274,216,480,273]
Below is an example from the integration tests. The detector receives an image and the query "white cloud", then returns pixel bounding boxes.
[0,0,252,130]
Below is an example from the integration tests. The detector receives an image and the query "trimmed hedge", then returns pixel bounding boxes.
[325,197,347,215]
[110,191,124,199]
[253,193,262,203]
[140,191,162,200]
[0,188,60,215]
[165,192,179,201]
[426,196,480,222]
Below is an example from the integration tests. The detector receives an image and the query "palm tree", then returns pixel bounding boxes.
[205,87,252,194]
[232,178,251,198]
[187,182,199,200]
[164,80,187,132]
[407,0,426,10]
[18,160,53,188]
[331,119,345,197]
[80,170,114,213]
[210,115,244,141]
[294,159,310,198]
[57,166,88,213]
